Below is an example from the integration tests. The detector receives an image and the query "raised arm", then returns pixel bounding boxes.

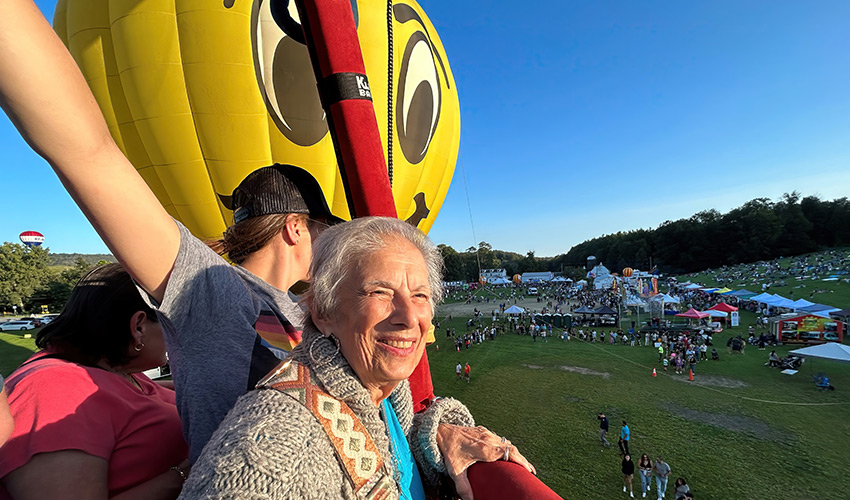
[0,0,178,302]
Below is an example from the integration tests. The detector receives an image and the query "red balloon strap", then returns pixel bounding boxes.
[468,461,563,500]
[295,0,396,219]
[294,0,434,409]
[293,5,557,499]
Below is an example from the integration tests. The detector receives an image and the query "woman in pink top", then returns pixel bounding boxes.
[0,264,188,500]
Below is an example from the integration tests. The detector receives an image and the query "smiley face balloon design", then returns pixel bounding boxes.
[54,0,459,241]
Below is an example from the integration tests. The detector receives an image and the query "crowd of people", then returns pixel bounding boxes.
[690,249,850,290]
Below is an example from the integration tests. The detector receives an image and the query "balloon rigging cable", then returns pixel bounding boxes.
[460,156,482,279]
[386,0,394,187]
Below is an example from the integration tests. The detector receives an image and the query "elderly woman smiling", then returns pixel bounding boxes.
[179,217,533,499]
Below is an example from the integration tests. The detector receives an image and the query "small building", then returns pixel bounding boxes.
[480,268,507,281]
[521,271,553,283]
[769,313,844,344]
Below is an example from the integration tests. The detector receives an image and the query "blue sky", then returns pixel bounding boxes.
[2,0,849,256]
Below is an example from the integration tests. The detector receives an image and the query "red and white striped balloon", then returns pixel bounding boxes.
[19,231,44,247]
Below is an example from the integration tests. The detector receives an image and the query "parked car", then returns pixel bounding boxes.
[39,314,59,325]
[0,320,36,331]
[19,317,44,327]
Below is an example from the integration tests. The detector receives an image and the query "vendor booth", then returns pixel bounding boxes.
[770,313,844,344]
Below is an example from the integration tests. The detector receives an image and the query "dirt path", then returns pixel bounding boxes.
[436,296,553,320]
[670,374,750,389]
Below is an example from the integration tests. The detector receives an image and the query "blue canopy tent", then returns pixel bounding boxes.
[749,292,774,302]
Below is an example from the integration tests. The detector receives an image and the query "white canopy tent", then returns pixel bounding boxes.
[504,305,525,315]
[788,343,850,364]
[656,293,681,304]
[590,264,614,290]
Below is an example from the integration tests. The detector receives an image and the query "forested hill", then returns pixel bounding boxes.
[439,193,850,281]
[49,253,116,267]
[557,193,850,275]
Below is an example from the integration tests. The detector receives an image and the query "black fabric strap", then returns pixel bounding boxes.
[318,72,373,104]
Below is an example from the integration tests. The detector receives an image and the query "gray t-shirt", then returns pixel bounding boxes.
[140,221,303,462]
[655,461,671,477]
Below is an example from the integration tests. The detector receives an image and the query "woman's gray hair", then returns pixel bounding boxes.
[305,217,444,319]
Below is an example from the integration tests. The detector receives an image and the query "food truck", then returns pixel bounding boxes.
[770,313,844,344]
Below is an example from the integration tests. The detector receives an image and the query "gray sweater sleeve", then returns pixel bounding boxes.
[409,397,476,487]
[178,389,353,500]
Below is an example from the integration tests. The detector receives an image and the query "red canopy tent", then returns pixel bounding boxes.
[676,308,710,319]
[709,303,738,313]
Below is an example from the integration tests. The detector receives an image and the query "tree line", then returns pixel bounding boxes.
[5,193,846,310]
[50,252,115,267]
[0,244,112,314]
[439,193,850,282]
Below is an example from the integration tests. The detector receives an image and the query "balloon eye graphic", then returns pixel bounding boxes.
[269,0,305,43]
[253,0,361,146]
[393,3,448,165]
[267,0,359,43]
[253,0,326,146]
[396,31,441,164]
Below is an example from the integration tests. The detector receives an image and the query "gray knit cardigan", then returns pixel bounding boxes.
[178,327,475,499]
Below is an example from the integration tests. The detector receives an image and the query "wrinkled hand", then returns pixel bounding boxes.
[436,424,536,500]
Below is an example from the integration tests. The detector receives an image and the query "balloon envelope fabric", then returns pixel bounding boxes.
[54,0,460,240]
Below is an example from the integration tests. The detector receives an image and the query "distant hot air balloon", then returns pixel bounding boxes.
[19,231,44,247]
[622,267,633,277]
[54,0,460,240]
[479,276,487,285]
[512,274,522,284]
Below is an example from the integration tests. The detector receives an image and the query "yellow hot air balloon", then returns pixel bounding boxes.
[512,274,521,284]
[622,267,634,277]
[54,0,459,241]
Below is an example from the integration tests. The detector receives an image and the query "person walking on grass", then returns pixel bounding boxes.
[456,362,463,381]
[654,456,671,500]
[619,421,631,456]
[598,413,611,447]
[464,362,471,383]
[622,454,635,498]
[638,454,653,498]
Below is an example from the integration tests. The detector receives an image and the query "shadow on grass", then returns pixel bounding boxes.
[0,332,39,376]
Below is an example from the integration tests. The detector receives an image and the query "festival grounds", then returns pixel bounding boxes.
[2,288,849,499]
[426,288,849,499]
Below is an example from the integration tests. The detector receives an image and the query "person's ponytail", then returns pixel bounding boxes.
[206,213,302,264]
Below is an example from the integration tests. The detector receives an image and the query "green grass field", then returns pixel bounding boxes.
[0,331,37,376]
[428,311,849,500]
[2,309,848,499]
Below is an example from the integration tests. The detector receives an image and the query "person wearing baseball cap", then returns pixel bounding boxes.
[211,163,342,272]
[153,163,347,462]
